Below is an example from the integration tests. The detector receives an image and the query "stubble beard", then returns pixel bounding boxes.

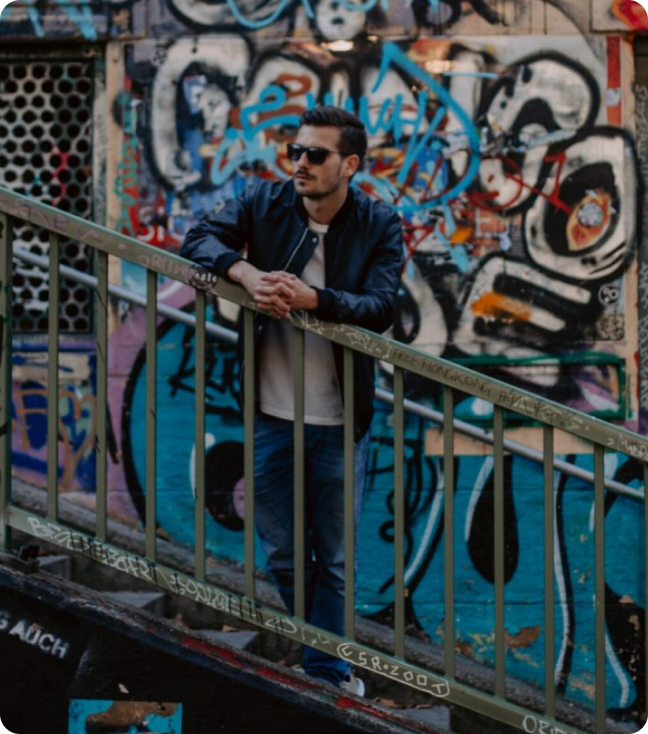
[294,175,342,201]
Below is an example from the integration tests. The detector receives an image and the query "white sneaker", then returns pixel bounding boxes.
[341,673,365,697]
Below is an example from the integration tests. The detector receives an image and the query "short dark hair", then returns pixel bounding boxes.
[299,106,368,164]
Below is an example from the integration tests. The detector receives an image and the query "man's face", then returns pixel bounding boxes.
[291,125,358,200]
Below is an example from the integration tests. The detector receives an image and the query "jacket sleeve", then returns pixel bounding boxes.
[312,211,404,334]
[180,182,255,276]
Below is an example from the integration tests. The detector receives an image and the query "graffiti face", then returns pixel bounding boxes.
[314,0,369,40]
[523,130,635,283]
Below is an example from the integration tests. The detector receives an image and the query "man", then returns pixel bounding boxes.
[181,107,403,692]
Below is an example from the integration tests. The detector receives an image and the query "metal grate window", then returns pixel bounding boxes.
[0,58,94,333]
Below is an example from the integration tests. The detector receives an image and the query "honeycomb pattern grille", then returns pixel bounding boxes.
[0,59,94,333]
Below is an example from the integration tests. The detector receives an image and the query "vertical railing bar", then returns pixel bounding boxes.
[47,233,60,521]
[543,424,555,718]
[95,250,108,541]
[443,385,455,679]
[243,309,256,601]
[145,269,157,562]
[393,366,405,660]
[194,290,207,581]
[594,443,606,734]
[493,404,505,697]
[343,347,356,640]
[293,326,306,621]
[0,214,13,552]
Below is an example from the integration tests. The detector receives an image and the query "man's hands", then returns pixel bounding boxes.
[226,261,318,318]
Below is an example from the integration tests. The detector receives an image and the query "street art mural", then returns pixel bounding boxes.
[117,33,636,412]
[69,700,183,733]
[0,0,136,38]
[4,0,646,727]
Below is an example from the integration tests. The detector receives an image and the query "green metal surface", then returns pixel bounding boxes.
[243,309,256,601]
[0,214,12,551]
[194,291,206,581]
[594,445,606,734]
[493,405,505,698]
[543,425,555,718]
[393,367,405,660]
[443,386,455,679]
[293,326,306,621]
[146,269,157,562]
[47,233,60,521]
[95,249,108,541]
[343,347,356,639]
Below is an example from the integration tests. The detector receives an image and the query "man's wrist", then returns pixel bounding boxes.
[306,286,319,310]
[226,259,252,284]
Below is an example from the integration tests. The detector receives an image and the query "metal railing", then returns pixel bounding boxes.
[1,184,647,734]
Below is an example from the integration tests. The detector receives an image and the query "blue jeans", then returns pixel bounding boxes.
[254,413,369,686]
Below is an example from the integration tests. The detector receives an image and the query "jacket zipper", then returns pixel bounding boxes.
[282,227,309,271]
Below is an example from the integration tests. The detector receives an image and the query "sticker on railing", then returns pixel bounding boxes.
[68,701,183,733]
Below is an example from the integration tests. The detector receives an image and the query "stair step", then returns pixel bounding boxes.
[400,707,452,731]
[100,590,165,616]
[196,629,260,653]
[38,554,72,580]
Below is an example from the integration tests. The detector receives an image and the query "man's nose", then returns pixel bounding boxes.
[296,150,310,166]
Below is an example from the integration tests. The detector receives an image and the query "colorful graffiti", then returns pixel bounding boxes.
[0,0,134,38]
[5,0,645,726]
[11,353,101,493]
[69,701,183,733]
[118,32,635,407]
[162,0,505,34]
[610,0,648,30]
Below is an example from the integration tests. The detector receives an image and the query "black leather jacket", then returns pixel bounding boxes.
[181,179,404,440]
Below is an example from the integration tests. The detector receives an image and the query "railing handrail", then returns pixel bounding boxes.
[11,243,644,503]
[3,183,647,734]
[2,182,647,462]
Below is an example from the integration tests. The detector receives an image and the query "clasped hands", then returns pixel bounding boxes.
[191,261,317,318]
[250,270,318,319]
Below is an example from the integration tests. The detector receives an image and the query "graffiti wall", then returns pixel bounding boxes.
[4,0,647,725]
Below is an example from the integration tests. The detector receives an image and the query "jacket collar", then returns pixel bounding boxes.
[293,184,356,230]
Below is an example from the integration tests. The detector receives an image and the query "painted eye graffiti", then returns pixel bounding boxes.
[567,190,612,252]
[523,130,635,283]
[541,162,618,257]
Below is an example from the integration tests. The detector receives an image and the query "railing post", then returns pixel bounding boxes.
[293,326,306,620]
[194,290,207,581]
[393,366,405,659]
[47,233,61,521]
[95,249,108,541]
[0,214,13,552]
[343,347,356,639]
[243,308,256,601]
[543,425,555,718]
[594,444,606,734]
[493,404,505,697]
[145,269,157,561]
[443,385,455,679]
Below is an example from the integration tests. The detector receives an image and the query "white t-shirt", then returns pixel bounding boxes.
[258,219,344,424]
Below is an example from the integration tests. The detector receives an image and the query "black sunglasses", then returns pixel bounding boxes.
[286,143,345,165]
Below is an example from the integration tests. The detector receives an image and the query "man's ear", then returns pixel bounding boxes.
[343,154,360,178]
